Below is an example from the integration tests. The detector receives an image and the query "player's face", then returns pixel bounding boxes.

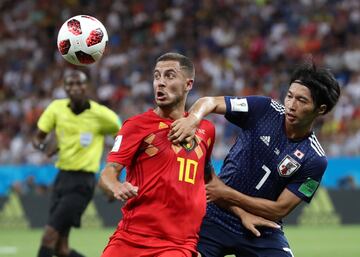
[64,75,87,102]
[284,82,319,128]
[153,60,192,108]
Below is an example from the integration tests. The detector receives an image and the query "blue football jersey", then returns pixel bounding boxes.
[207,96,327,234]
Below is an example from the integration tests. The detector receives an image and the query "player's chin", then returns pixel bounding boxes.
[285,115,298,124]
[69,94,84,102]
[156,100,171,107]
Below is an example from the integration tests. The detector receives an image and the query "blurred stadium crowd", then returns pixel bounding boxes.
[0,0,360,169]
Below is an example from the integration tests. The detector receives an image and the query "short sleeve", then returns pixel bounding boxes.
[99,106,122,135]
[286,157,327,203]
[37,102,57,133]
[204,122,215,162]
[224,96,271,128]
[106,119,145,166]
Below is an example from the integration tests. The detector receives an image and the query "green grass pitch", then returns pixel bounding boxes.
[0,225,359,257]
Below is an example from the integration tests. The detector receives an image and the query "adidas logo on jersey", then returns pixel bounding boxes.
[260,136,271,146]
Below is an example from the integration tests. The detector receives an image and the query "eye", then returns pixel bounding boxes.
[154,73,160,80]
[167,72,175,79]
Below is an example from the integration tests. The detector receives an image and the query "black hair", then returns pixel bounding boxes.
[290,61,340,114]
[156,52,195,79]
[64,70,88,83]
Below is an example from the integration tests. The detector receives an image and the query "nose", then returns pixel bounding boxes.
[155,76,166,87]
[288,98,296,111]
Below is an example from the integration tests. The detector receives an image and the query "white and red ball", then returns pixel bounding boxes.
[57,15,108,66]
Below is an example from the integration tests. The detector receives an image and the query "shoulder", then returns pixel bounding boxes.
[89,101,120,122]
[199,119,215,133]
[89,100,113,112]
[122,111,154,128]
[127,111,153,122]
[44,99,69,111]
[297,134,328,173]
[307,133,327,158]
[49,99,68,107]
[199,118,214,126]
[268,98,285,114]
[198,119,216,141]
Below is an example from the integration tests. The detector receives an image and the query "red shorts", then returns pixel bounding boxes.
[101,230,198,257]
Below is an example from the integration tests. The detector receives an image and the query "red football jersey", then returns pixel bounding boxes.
[107,109,215,248]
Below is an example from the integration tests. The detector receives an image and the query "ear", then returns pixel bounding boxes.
[185,79,194,91]
[318,104,327,115]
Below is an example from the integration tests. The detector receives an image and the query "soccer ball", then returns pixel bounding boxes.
[57,15,108,66]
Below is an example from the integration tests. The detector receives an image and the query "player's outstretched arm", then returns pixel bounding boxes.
[214,197,280,237]
[229,206,280,237]
[169,96,226,144]
[206,174,302,221]
[99,162,138,201]
[205,171,280,236]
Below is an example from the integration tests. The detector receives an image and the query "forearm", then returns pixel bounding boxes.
[215,198,277,222]
[32,129,48,151]
[168,96,226,144]
[100,162,138,201]
[222,188,289,221]
[189,96,226,120]
[212,199,251,219]
[99,163,122,193]
[228,205,248,217]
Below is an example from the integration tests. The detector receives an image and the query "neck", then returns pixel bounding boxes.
[285,122,313,140]
[69,99,89,114]
[154,106,185,120]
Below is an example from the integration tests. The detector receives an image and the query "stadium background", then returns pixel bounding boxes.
[0,0,359,256]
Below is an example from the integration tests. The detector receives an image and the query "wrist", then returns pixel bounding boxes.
[189,112,201,124]
[109,181,121,192]
[37,142,46,151]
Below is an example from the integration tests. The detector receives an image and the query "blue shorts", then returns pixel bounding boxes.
[197,218,294,257]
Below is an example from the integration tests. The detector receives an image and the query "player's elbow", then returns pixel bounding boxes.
[271,204,297,221]
[272,209,289,221]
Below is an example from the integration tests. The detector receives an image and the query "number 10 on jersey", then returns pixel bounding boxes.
[177,157,198,184]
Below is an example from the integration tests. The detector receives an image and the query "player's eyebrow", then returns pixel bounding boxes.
[154,68,179,74]
[288,89,310,102]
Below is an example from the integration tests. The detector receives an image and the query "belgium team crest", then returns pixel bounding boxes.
[180,138,197,151]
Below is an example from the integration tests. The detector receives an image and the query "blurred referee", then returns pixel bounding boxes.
[33,70,121,257]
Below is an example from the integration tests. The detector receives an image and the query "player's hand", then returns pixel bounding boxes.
[111,182,139,201]
[168,113,199,144]
[232,207,280,237]
[205,174,229,203]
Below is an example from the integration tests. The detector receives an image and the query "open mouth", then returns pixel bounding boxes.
[286,113,296,121]
[156,91,166,100]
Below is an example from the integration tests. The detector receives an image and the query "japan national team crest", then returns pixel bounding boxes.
[277,155,300,177]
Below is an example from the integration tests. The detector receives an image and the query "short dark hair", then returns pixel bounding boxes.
[64,70,88,83]
[290,61,340,114]
[156,52,195,79]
